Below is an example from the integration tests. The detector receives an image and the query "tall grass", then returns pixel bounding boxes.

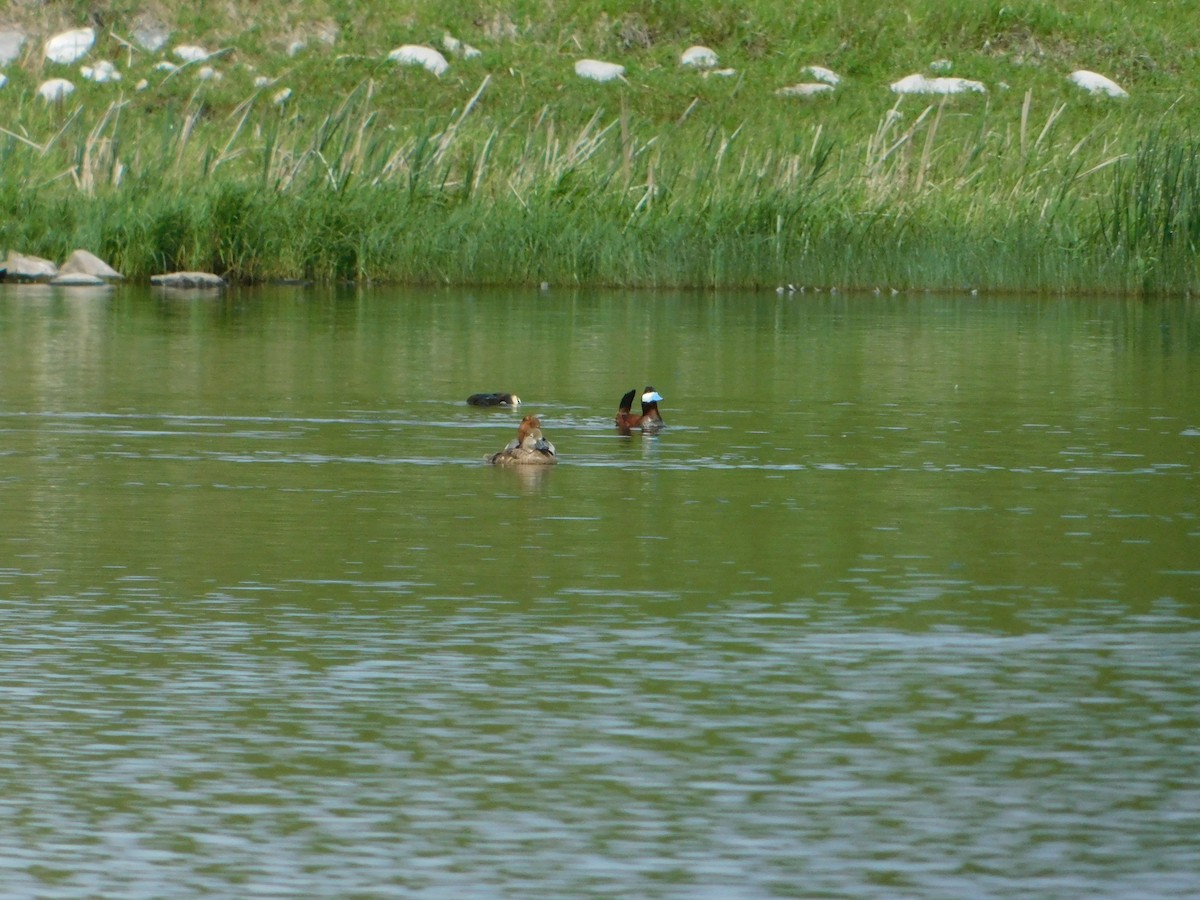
[4,86,1190,293]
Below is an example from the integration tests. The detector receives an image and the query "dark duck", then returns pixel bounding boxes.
[614,386,664,431]
[468,392,521,407]
[488,415,558,466]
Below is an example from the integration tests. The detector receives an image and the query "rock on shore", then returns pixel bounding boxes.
[2,249,126,283]
[61,249,123,280]
[4,251,58,281]
[150,271,227,288]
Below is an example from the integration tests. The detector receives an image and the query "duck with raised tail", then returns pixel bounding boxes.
[615,386,664,431]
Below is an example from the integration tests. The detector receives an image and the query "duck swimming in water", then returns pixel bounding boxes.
[468,392,522,407]
[615,386,664,431]
[488,414,557,466]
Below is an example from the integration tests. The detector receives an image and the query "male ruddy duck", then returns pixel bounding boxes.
[488,414,557,466]
[615,386,664,431]
[468,392,522,407]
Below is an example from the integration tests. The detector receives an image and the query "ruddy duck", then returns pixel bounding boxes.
[615,386,664,431]
[468,392,522,407]
[488,414,557,466]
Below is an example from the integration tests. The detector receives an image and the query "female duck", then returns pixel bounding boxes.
[488,415,557,466]
[615,386,664,431]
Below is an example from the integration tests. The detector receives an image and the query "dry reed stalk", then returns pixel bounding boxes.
[77,101,128,194]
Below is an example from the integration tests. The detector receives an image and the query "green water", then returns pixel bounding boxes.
[1,284,1198,896]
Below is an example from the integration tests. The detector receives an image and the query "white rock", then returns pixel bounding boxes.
[1068,70,1128,98]
[60,249,122,280]
[154,61,178,72]
[891,74,932,93]
[132,25,169,52]
[288,39,306,57]
[0,74,6,90]
[936,76,986,94]
[197,66,221,81]
[5,251,58,280]
[681,45,718,68]
[804,65,840,86]
[891,74,931,93]
[45,28,94,64]
[273,87,292,105]
[0,29,25,66]
[776,83,834,98]
[174,45,212,63]
[930,59,952,73]
[890,73,985,95]
[704,68,737,78]
[575,59,624,82]
[38,78,75,101]
[151,271,226,288]
[443,33,481,59]
[387,45,449,76]
[254,75,274,88]
[81,60,121,83]
[135,78,149,91]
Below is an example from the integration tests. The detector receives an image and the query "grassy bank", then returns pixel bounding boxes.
[2,1,1200,294]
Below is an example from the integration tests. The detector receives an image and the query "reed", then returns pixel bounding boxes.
[2,0,1199,293]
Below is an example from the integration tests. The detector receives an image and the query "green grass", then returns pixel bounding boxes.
[2,0,1200,293]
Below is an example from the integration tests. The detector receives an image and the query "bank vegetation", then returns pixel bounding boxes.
[2,1,1199,294]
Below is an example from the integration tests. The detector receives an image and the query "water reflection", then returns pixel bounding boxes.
[151,285,225,303]
[492,463,555,493]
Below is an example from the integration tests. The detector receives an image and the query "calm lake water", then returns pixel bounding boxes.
[1,283,1198,897]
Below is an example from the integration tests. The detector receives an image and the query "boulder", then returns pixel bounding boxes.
[81,60,121,83]
[575,59,624,82]
[777,83,835,98]
[45,27,94,64]
[4,251,58,281]
[681,46,718,68]
[174,45,213,63]
[442,33,481,59]
[890,74,986,95]
[60,249,123,280]
[388,45,449,76]
[804,65,841,86]
[150,271,226,288]
[38,78,75,101]
[1068,70,1128,98]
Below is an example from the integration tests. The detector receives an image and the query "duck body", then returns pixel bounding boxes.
[468,392,521,407]
[488,414,557,465]
[615,386,664,431]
